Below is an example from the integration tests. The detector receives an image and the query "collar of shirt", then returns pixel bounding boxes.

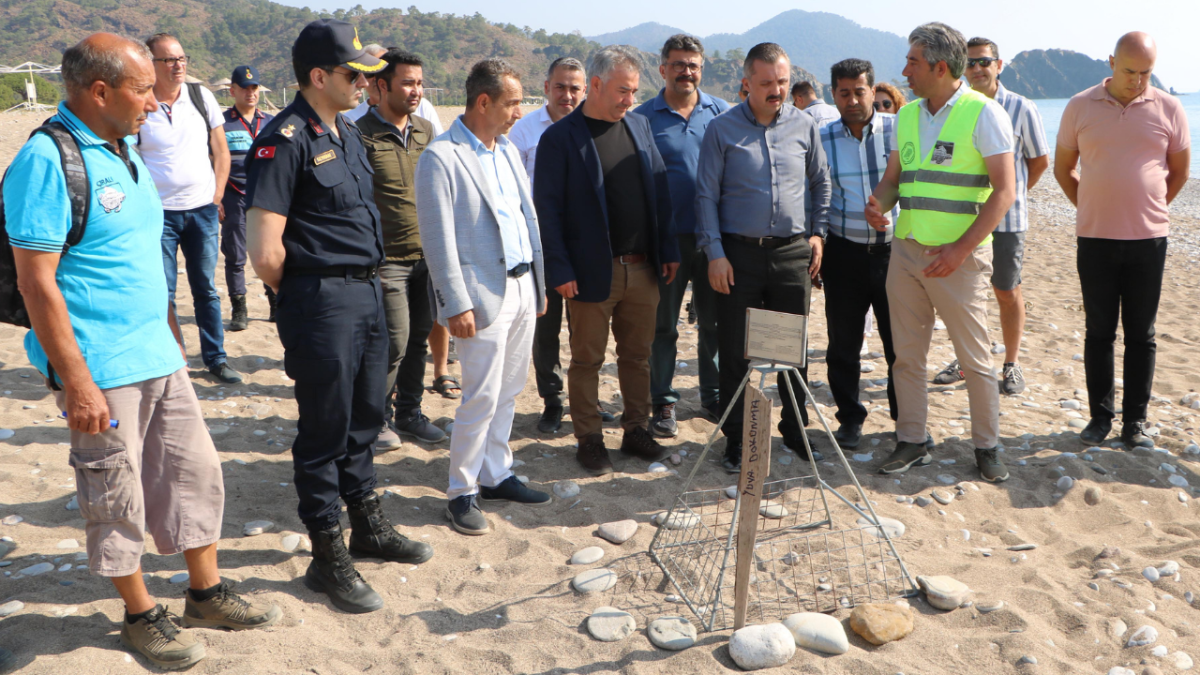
[1091,77,1159,106]
[735,98,792,128]
[828,110,885,140]
[224,107,265,123]
[920,82,968,119]
[369,107,412,145]
[649,88,724,116]
[56,101,134,164]
[530,104,554,127]
[455,117,511,155]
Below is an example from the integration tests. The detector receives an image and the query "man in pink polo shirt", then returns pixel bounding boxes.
[1054,32,1190,450]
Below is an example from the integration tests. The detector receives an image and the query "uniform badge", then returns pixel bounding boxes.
[314,150,336,165]
[931,141,955,167]
[245,68,253,80]
[281,124,296,138]
[901,141,916,165]
[97,185,126,214]
[256,146,276,159]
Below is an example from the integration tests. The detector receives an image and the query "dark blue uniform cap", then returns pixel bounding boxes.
[293,19,384,74]
[231,65,261,88]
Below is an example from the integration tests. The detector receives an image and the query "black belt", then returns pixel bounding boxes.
[726,232,807,249]
[831,236,891,256]
[288,265,379,280]
[507,262,531,278]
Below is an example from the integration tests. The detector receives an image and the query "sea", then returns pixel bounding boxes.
[1036,94,1200,175]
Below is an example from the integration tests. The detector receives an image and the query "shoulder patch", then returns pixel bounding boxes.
[255,146,276,159]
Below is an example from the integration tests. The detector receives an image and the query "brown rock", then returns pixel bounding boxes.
[1142,667,1164,675]
[1084,486,1102,505]
[849,603,914,645]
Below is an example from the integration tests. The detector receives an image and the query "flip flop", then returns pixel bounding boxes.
[433,375,462,399]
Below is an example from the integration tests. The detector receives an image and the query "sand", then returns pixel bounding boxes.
[1,108,1199,674]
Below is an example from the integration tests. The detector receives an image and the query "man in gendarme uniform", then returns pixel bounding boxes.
[866,22,1016,482]
[244,19,433,615]
[355,49,446,450]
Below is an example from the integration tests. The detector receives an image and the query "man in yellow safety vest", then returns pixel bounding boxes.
[865,22,1016,482]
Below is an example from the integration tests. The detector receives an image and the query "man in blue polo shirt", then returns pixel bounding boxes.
[220,64,275,330]
[635,34,730,438]
[6,33,280,669]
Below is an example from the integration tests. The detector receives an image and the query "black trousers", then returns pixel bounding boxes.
[822,235,898,425]
[532,287,566,407]
[276,273,387,531]
[1076,236,1167,425]
[716,236,812,445]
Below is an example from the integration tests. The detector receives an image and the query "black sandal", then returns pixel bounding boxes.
[432,375,462,399]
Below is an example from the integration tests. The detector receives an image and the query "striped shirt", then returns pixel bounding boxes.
[992,82,1049,233]
[818,112,899,244]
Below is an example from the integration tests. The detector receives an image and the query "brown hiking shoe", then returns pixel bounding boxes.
[620,426,669,462]
[120,604,206,670]
[576,433,613,475]
[182,581,282,631]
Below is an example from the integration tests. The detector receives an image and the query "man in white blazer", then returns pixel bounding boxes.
[416,59,549,536]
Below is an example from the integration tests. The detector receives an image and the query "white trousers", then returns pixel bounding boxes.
[446,274,536,499]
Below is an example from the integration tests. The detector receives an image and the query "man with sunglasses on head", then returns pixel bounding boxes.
[244,19,434,615]
[138,33,241,384]
[635,35,730,438]
[938,37,1047,397]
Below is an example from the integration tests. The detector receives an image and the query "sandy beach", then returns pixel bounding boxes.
[1,107,1199,674]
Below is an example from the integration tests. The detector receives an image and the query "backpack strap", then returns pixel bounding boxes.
[32,122,91,249]
[187,82,214,155]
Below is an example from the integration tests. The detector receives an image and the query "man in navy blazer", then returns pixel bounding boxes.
[535,45,681,475]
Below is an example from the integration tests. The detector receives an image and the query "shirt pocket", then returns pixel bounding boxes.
[310,160,355,213]
[68,447,138,523]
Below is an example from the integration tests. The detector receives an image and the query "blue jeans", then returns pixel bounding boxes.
[162,204,226,369]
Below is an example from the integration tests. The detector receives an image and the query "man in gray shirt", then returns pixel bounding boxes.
[697,42,832,472]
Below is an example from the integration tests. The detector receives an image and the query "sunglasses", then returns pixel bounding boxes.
[873,100,894,111]
[967,57,999,68]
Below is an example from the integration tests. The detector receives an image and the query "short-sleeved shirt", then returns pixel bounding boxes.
[916,84,1014,161]
[819,112,899,244]
[992,83,1049,233]
[3,103,184,389]
[137,84,224,210]
[634,89,731,237]
[804,100,841,128]
[1057,79,1191,240]
[454,118,532,267]
[507,104,554,184]
[244,92,384,271]
[222,107,274,194]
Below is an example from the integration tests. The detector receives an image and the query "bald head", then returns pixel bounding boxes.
[63,32,153,97]
[364,43,386,58]
[1114,32,1157,61]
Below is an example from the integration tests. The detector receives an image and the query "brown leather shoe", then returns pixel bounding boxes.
[576,433,613,475]
[620,426,668,462]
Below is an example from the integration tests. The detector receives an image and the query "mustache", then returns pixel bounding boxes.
[766,95,782,103]
[675,75,695,83]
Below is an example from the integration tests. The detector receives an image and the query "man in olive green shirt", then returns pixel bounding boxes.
[358,49,445,447]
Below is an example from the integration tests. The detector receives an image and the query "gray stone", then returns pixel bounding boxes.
[1056,476,1075,491]
[597,520,638,544]
[1126,625,1158,647]
[937,474,957,485]
[242,520,273,536]
[170,572,189,584]
[1007,543,1038,551]
[1110,619,1128,639]
[759,503,788,519]
[1,515,22,525]
[976,601,1004,613]
[1143,566,1161,583]
[658,512,700,530]
[56,539,78,549]
[553,481,581,499]
[1085,487,1103,505]
[65,495,79,511]
[915,496,933,507]
[0,429,13,440]
[18,562,53,576]
[586,606,636,642]
[0,600,23,617]
[783,612,849,655]
[1169,475,1190,487]
[917,575,971,611]
[1018,655,1038,665]
[728,623,796,670]
[856,516,905,539]
[1171,652,1194,671]
[281,534,304,552]
[572,568,618,593]
[647,616,697,650]
[647,462,669,473]
[1107,669,1135,675]
[571,546,605,565]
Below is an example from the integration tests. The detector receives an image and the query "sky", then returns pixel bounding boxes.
[284,0,1200,92]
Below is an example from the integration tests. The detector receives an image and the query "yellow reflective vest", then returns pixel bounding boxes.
[895,87,993,246]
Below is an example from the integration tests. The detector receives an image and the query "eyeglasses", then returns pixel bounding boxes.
[152,56,188,66]
[966,57,999,69]
[668,61,703,74]
[873,100,894,111]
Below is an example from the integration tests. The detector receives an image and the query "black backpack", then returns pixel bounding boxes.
[137,82,213,152]
[0,121,91,328]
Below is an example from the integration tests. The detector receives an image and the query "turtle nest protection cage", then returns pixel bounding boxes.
[648,361,919,633]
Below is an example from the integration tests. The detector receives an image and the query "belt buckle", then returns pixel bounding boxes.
[619,255,631,265]
[757,237,766,247]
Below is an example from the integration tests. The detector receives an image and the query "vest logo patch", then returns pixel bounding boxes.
[97,185,126,214]
[931,141,954,167]
[901,141,916,165]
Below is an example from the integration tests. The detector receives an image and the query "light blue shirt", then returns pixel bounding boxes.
[992,82,1049,233]
[3,103,184,389]
[819,112,899,244]
[454,118,532,268]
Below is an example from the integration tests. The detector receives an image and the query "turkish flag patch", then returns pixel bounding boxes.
[255,146,276,159]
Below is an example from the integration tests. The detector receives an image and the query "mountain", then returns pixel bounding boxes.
[1002,48,1167,99]
[590,10,908,87]
[587,22,687,54]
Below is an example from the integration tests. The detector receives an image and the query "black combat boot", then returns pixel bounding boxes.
[229,294,248,331]
[266,286,278,323]
[304,523,384,614]
[346,492,434,564]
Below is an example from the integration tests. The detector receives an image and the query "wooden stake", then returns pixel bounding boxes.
[732,384,772,630]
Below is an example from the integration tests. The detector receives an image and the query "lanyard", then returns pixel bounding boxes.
[237,112,261,138]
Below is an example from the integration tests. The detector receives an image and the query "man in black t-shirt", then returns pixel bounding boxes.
[534,45,681,475]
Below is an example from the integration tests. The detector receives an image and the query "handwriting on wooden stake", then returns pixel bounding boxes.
[733,385,772,630]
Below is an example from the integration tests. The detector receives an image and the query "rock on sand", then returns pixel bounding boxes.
[728,623,796,670]
[849,603,914,645]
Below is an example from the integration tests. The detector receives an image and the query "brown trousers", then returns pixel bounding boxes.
[567,260,660,438]
[886,238,999,449]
